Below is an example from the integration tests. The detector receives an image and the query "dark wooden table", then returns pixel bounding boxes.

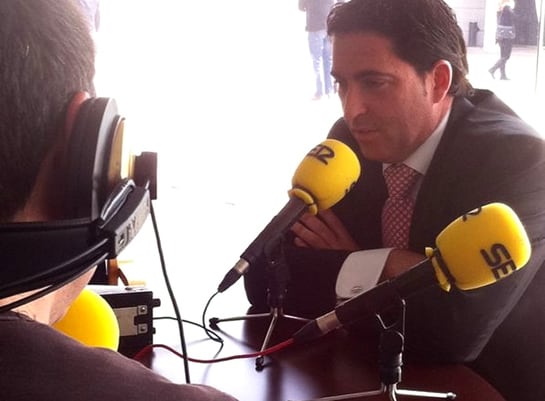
[142,311,506,401]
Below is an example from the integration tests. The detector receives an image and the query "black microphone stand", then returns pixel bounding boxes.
[290,300,456,401]
[210,237,308,371]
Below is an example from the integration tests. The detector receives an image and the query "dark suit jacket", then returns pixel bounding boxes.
[244,90,545,401]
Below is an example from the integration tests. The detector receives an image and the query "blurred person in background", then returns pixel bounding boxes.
[489,0,516,80]
[299,0,338,100]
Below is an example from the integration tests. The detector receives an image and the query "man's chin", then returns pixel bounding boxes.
[356,144,391,163]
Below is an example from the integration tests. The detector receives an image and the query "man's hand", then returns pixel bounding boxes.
[291,209,360,251]
[382,249,427,279]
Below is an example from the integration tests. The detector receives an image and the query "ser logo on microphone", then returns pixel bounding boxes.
[481,244,517,280]
[308,143,335,165]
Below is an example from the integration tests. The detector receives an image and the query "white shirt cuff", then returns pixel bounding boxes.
[335,248,393,301]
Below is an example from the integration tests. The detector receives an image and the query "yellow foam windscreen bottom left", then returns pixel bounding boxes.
[53,287,120,351]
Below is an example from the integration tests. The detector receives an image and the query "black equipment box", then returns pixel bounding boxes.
[89,285,160,357]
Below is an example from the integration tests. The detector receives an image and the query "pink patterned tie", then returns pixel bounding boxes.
[382,164,421,249]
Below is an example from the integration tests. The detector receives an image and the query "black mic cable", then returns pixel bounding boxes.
[149,200,191,384]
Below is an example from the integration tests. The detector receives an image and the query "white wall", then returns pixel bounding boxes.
[446,0,488,47]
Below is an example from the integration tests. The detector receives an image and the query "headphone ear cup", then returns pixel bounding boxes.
[65,97,125,219]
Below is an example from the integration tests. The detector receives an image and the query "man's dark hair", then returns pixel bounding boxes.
[0,0,96,221]
[327,0,472,97]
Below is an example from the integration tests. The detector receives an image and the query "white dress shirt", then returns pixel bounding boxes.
[335,110,451,300]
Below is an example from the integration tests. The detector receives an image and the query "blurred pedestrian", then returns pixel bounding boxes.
[299,0,336,100]
[489,0,515,80]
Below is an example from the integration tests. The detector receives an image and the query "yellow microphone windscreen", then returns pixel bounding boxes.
[53,287,120,350]
[432,203,531,291]
[289,139,361,214]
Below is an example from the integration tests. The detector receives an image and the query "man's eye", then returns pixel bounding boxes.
[362,78,387,89]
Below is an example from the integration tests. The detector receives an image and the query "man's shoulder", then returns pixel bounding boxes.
[0,311,48,342]
[0,314,236,401]
[437,91,545,182]
[454,89,516,121]
[451,89,542,140]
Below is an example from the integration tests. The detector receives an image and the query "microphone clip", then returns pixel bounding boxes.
[375,299,406,387]
[210,236,309,371]
[291,299,457,401]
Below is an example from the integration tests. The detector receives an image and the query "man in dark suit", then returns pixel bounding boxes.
[244,1,545,400]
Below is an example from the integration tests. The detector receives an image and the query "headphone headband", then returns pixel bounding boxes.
[0,179,150,299]
[0,96,154,300]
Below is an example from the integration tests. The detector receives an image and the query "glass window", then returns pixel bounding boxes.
[451,0,545,134]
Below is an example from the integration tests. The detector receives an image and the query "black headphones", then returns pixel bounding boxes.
[0,95,156,304]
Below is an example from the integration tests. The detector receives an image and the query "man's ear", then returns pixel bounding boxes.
[15,92,91,222]
[430,60,453,103]
[14,137,66,222]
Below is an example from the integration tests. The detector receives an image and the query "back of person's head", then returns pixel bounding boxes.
[499,0,514,11]
[327,0,472,97]
[0,0,95,222]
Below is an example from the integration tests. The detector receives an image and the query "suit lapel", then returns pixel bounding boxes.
[409,96,476,250]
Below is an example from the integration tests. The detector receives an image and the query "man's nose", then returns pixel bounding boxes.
[341,87,368,123]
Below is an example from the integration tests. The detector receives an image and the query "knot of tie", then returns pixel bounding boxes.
[382,164,421,249]
[383,163,421,199]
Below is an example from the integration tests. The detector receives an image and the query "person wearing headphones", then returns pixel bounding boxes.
[0,1,236,400]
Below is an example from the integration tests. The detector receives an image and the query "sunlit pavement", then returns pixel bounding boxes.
[90,2,545,325]
[466,45,545,131]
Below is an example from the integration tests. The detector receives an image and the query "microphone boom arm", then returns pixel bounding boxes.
[218,196,308,292]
